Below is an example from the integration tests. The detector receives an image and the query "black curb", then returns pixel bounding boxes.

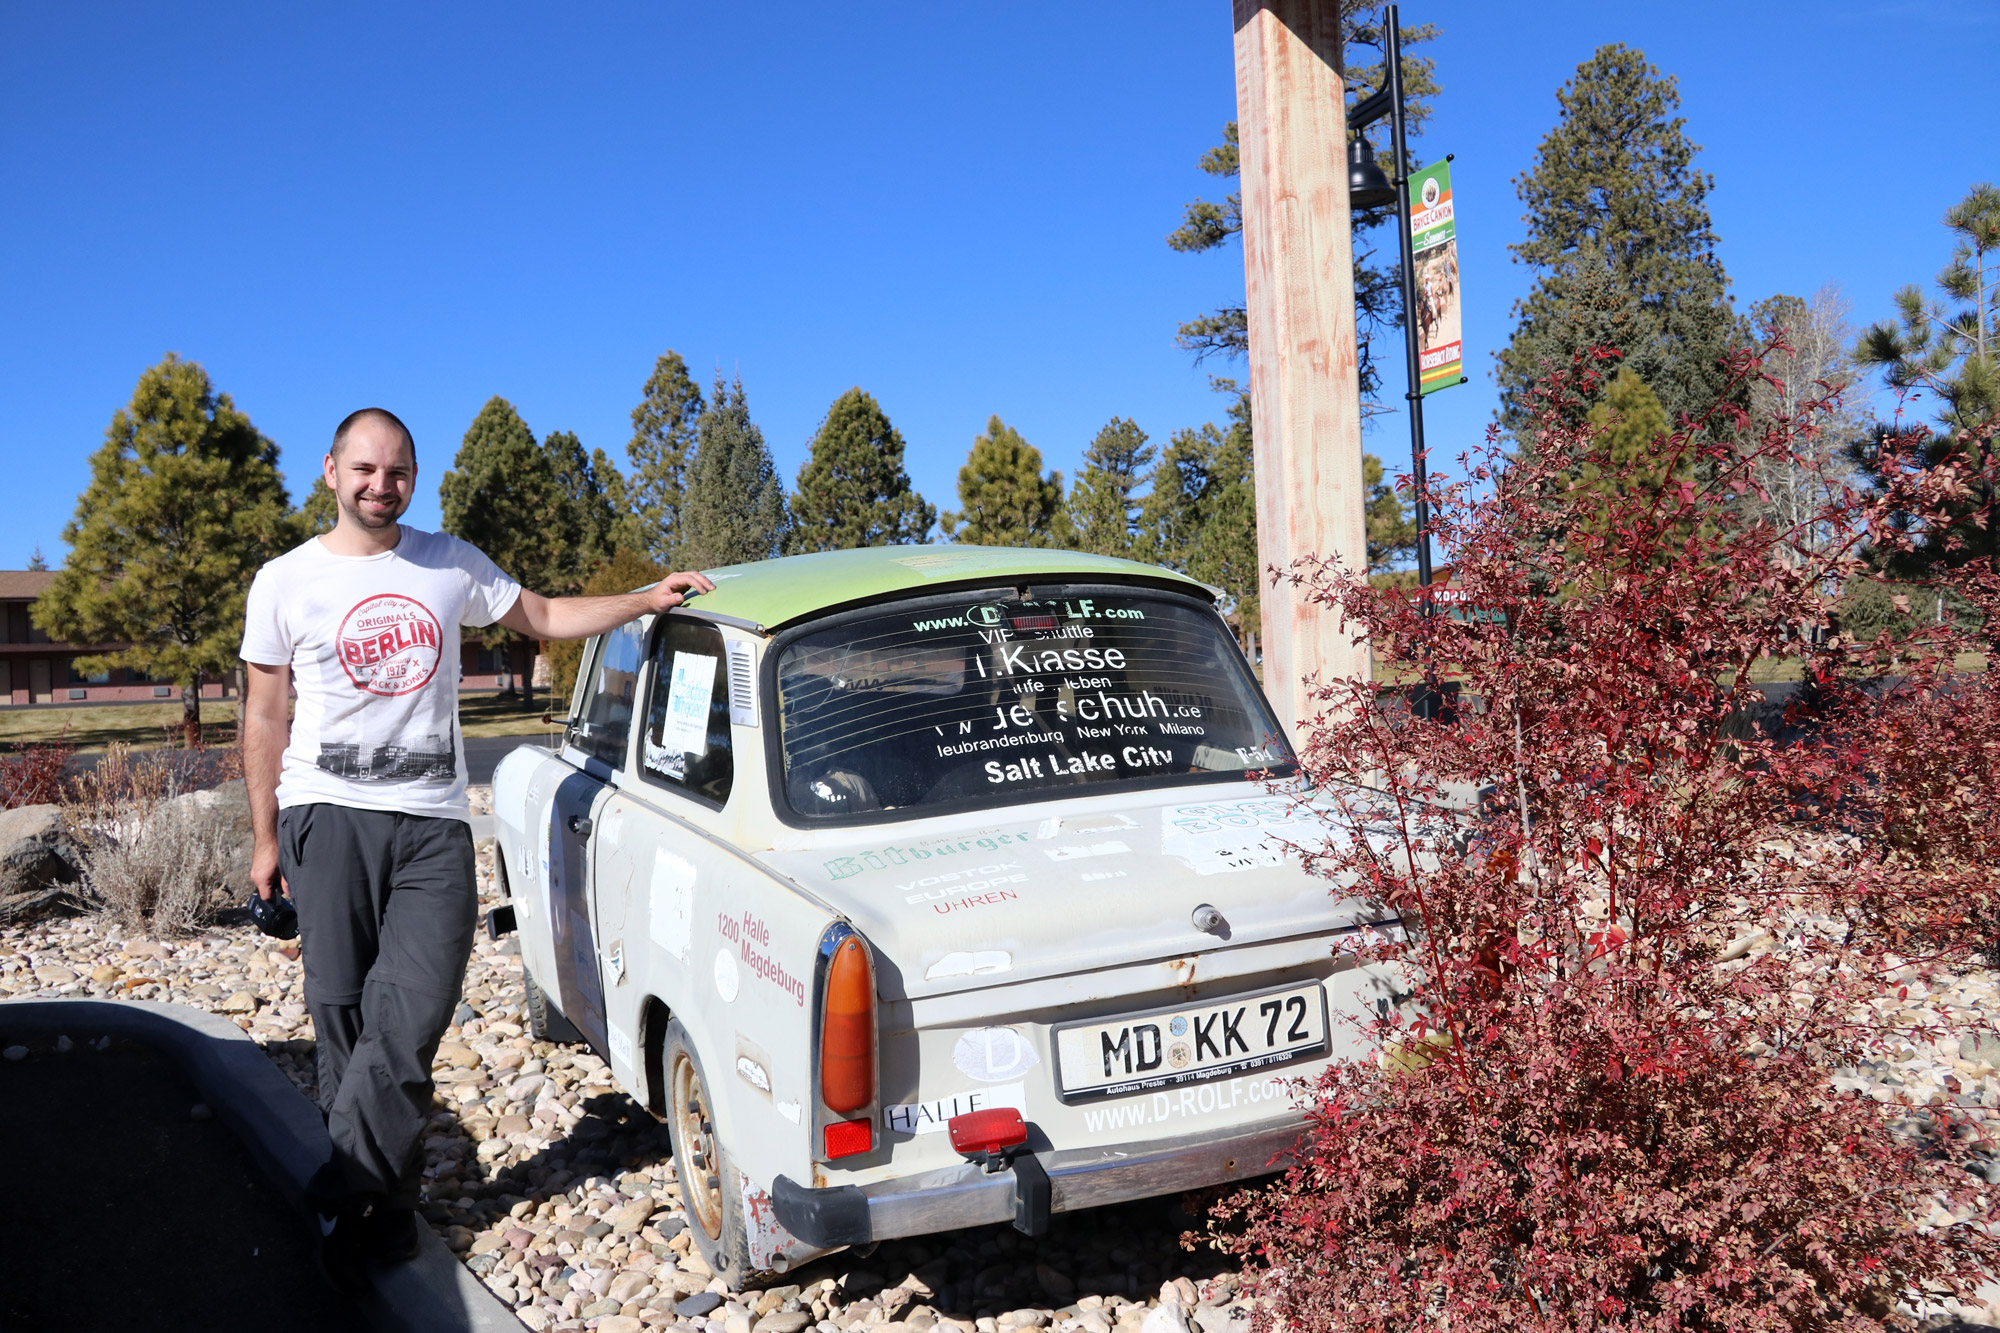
[0,998,525,1333]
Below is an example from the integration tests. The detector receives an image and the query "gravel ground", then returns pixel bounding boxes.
[4,787,1999,1331]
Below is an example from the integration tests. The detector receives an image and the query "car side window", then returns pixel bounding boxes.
[570,619,648,771]
[640,618,734,806]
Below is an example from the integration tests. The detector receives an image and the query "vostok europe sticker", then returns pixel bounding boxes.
[337,594,443,696]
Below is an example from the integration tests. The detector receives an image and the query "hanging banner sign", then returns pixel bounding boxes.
[1407,161,1462,396]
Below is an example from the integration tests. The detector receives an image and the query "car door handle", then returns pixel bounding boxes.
[567,814,592,836]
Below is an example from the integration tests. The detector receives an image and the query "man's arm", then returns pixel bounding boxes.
[496,570,716,642]
[244,662,292,902]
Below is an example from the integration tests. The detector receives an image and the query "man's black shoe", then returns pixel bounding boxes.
[316,1203,373,1295]
[368,1205,421,1264]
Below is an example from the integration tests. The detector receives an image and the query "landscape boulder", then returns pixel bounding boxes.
[0,803,85,924]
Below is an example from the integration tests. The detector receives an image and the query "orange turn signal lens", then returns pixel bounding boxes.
[819,935,875,1114]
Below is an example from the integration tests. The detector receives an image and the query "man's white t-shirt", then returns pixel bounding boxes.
[240,527,522,823]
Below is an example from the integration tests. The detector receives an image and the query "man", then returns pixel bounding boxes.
[242,407,710,1290]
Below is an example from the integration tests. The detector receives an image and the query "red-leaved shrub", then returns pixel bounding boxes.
[0,726,74,809]
[1216,349,2000,1331]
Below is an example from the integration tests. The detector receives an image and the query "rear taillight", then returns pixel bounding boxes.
[819,935,875,1114]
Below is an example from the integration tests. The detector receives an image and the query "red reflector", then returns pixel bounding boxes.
[948,1107,1027,1157]
[823,1118,872,1159]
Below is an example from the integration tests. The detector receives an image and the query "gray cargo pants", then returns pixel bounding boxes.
[278,802,477,1210]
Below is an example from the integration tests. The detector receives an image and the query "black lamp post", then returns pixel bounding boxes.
[1346,3,1433,596]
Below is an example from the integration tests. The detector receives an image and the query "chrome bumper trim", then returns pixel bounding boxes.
[774,1117,1303,1247]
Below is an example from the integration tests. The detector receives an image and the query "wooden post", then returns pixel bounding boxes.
[1233,0,1369,743]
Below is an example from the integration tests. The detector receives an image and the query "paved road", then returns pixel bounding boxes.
[465,732,556,785]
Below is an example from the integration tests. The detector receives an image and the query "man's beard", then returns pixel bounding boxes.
[340,490,407,531]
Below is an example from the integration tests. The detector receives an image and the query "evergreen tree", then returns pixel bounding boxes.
[1854,182,2000,573]
[1362,453,1416,571]
[679,376,788,568]
[1167,4,1440,408]
[1496,46,1742,432]
[300,477,338,535]
[592,446,646,557]
[544,546,665,703]
[440,397,568,701]
[25,547,47,572]
[1582,366,1675,490]
[1139,392,1261,644]
[942,416,1065,547]
[1064,418,1156,558]
[787,388,936,553]
[32,354,293,744]
[626,351,705,565]
[543,429,622,585]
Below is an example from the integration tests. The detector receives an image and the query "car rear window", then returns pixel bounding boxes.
[774,589,1294,820]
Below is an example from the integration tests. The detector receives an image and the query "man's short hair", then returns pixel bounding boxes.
[330,407,416,462]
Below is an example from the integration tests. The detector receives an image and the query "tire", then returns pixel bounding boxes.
[664,1018,771,1288]
[524,962,584,1045]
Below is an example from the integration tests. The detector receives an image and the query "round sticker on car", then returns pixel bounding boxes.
[953,1026,1040,1083]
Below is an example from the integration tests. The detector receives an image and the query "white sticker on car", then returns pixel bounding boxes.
[953,1027,1041,1083]
[607,1022,634,1068]
[713,948,740,1003]
[1043,840,1131,862]
[925,951,1012,981]
[648,848,696,961]
[739,1174,801,1270]
[883,1081,1027,1136]
[1159,798,1328,875]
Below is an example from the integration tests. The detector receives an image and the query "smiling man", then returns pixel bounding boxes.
[239,406,711,1291]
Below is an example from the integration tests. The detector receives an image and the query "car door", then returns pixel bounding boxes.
[551,616,650,1058]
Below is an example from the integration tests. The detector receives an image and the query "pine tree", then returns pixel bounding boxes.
[1362,453,1416,571]
[300,478,338,535]
[32,354,293,744]
[543,429,623,585]
[626,351,705,565]
[440,397,568,701]
[1583,366,1675,489]
[1854,182,2000,573]
[1064,418,1156,557]
[787,388,936,553]
[25,547,47,572]
[591,446,646,557]
[1167,4,1440,408]
[1139,393,1261,644]
[1496,46,1742,432]
[942,416,1065,547]
[679,376,788,568]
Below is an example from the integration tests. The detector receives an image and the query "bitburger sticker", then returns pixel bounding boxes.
[337,593,443,696]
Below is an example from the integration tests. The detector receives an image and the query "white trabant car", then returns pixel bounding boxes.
[489,545,1400,1284]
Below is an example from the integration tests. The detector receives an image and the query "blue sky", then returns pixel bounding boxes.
[3,2,1992,571]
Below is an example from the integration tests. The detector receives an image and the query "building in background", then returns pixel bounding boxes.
[2,570,512,706]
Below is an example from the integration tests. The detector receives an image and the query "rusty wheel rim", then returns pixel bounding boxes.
[671,1048,725,1241]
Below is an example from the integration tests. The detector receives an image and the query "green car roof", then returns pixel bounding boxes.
[682,545,1214,634]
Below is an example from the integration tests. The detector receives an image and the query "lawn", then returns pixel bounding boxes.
[0,690,561,754]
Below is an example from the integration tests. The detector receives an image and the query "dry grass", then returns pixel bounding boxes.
[62,746,235,936]
[0,690,556,754]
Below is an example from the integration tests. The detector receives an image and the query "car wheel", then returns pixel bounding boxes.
[524,963,583,1045]
[663,1018,771,1288]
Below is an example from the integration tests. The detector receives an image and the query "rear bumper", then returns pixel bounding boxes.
[772,1116,1302,1248]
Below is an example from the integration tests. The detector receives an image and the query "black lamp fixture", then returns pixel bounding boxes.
[1346,138,1396,210]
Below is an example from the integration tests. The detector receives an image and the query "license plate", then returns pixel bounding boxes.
[1051,981,1329,1103]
